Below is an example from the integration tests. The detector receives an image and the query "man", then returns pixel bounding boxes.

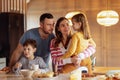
[9,13,55,69]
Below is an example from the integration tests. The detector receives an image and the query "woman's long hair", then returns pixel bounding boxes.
[72,13,91,39]
[54,17,72,48]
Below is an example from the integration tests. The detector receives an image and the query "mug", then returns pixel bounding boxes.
[32,64,39,70]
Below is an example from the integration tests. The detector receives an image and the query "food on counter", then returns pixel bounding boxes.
[0,67,10,73]
[60,63,77,73]
[96,75,107,80]
[113,72,120,79]
[82,73,96,77]
[106,72,120,80]
[32,70,41,78]
[38,72,54,78]
[82,73,96,80]
[70,72,81,80]
[82,73,120,80]
[32,71,54,78]
[106,77,118,80]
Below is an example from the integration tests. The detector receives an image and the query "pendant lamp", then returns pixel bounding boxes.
[97,0,119,26]
[65,11,80,26]
[97,10,119,26]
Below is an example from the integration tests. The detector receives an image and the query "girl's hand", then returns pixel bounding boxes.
[71,55,81,67]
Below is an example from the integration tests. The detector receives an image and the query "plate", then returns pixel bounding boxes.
[82,77,97,80]
[106,70,120,76]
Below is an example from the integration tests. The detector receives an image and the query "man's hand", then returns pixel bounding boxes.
[0,67,11,73]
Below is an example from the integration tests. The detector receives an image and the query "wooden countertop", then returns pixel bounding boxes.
[93,66,120,74]
[0,72,28,80]
[1,66,120,80]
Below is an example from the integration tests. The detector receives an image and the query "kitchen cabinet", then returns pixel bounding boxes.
[0,12,24,66]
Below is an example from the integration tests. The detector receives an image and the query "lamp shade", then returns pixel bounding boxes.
[97,10,119,26]
[65,11,80,26]
[65,11,80,19]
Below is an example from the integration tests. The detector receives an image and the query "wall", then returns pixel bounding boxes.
[26,0,120,67]
[1,0,26,13]
[0,0,2,12]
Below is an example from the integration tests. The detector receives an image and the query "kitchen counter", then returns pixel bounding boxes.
[1,66,120,80]
[93,66,120,74]
[0,72,32,80]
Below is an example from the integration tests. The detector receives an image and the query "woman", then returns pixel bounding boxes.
[50,17,96,74]
[56,13,96,74]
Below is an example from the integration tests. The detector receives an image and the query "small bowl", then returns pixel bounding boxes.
[21,69,34,77]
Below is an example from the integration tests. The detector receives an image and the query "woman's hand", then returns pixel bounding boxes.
[56,57,62,62]
[71,55,81,67]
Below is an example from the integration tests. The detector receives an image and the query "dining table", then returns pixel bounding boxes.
[0,72,32,80]
[93,66,120,74]
[0,66,120,80]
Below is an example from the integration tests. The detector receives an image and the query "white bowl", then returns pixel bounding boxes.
[58,74,70,80]
[20,69,34,77]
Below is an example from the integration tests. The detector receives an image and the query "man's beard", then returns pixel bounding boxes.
[42,27,50,34]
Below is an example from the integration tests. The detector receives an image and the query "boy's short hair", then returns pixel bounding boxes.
[23,39,37,48]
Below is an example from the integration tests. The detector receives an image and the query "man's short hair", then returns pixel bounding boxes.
[40,13,54,22]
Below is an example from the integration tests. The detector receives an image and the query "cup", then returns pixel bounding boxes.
[32,64,39,71]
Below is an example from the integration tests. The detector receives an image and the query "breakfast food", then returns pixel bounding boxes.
[106,77,118,80]
[70,72,81,80]
[32,71,54,78]
[106,72,120,80]
[60,63,77,73]
[38,72,54,78]
[0,67,10,73]
[114,72,120,79]
[82,73,96,80]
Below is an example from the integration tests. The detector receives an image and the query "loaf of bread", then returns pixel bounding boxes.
[60,63,77,73]
[114,72,120,79]
[32,71,54,78]
[0,67,10,73]
[38,72,54,78]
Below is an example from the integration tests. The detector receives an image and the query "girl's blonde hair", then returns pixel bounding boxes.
[72,12,91,39]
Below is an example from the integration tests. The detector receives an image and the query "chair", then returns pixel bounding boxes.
[91,56,96,70]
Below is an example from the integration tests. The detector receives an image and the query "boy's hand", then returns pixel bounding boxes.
[14,62,22,68]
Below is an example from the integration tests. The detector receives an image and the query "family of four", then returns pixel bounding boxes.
[9,13,96,74]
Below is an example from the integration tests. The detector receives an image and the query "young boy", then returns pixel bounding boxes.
[13,39,49,73]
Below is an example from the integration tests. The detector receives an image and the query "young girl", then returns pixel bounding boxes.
[57,13,96,74]
[13,39,49,73]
